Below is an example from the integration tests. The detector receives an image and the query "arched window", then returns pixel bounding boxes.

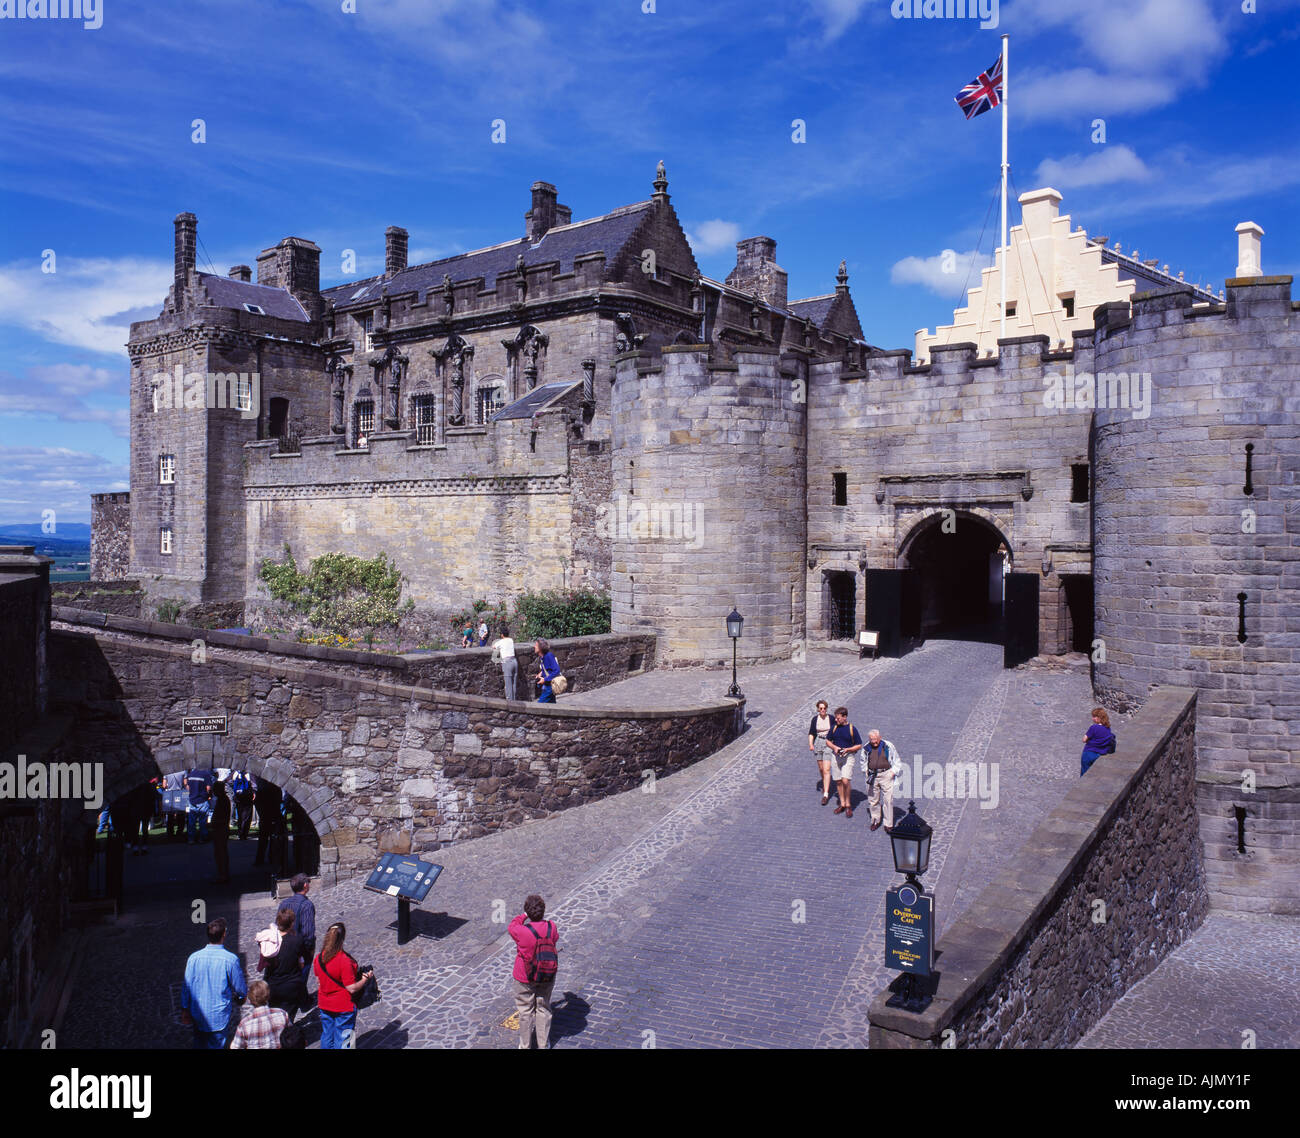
[475,373,507,424]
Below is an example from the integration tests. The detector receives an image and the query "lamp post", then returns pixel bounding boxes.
[726,608,743,699]
[885,801,935,1013]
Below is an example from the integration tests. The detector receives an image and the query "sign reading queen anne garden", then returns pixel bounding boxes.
[181,716,229,736]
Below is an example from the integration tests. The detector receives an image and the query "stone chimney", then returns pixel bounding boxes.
[385,226,408,276]
[228,265,251,282]
[1018,187,1063,240]
[1235,221,1264,277]
[174,212,197,306]
[257,236,322,320]
[526,181,559,242]
[725,236,788,310]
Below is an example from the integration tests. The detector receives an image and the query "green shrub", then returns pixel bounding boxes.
[155,598,184,623]
[258,546,414,638]
[512,589,611,640]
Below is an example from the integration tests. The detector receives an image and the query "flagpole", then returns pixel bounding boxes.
[1000,33,1009,343]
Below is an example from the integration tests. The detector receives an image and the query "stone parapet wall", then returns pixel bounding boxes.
[51,581,143,619]
[868,687,1206,1048]
[48,627,734,882]
[1091,278,1300,912]
[89,492,131,580]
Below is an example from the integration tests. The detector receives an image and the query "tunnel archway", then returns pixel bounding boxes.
[900,511,1011,642]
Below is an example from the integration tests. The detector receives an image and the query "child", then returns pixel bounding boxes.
[1080,707,1117,776]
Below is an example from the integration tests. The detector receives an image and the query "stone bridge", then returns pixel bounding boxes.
[49,609,742,882]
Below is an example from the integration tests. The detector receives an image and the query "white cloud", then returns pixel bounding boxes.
[807,0,871,40]
[891,249,994,296]
[685,219,742,256]
[1034,145,1152,189]
[0,368,129,437]
[0,445,128,525]
[0,256,171,356]
[1015,68,1179,123]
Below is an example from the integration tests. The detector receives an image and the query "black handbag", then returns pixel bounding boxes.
[354,965,380,1009]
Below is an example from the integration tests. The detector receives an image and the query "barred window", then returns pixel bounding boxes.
[412,393,437,445]
[476,387,505,425]
[353,399,374,446]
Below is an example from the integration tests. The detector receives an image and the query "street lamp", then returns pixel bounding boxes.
[889,801,933,891]
[726,608,743,698]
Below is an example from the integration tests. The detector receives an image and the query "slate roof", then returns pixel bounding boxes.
[787,294,836,325]
[322,201,655,310]
[491,380,581,422]
[196,273,310,322]
[1099,247,1219,301]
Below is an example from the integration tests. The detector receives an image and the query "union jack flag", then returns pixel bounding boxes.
[955,54,1003,120]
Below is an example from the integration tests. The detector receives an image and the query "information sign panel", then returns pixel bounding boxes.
[885,884,934,976]
[363,852,443,904]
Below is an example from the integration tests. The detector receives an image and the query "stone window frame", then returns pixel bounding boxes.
[159,527,174,555]
[352,388,375,448]
[409,386,438,446]
[159,453,176,485]
[474,372,508,425]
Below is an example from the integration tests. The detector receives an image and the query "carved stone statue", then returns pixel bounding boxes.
[442,273,454,315]
[514,254,527,303]
[614,312,645,354]
[837,259,848,287]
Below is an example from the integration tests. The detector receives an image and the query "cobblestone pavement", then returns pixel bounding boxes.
[1079,911,1300,1049]
[58,643,1130,1048]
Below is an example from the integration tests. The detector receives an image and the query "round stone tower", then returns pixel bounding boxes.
[609,344,807,664]
[1091,274,1300,913]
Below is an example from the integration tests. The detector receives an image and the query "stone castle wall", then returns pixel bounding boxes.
[807,336,1094,651]
[89,492,130,580]
[1091,277,1300,913]
[609,345,808,663]
[868,688,1206,1048]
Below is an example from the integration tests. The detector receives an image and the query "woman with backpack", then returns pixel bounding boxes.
[534,639,563,702]
[508,894,560,1049]
[1079,707,1117,776]
[313,922,374,1049]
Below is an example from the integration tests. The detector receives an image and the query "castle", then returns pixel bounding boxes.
[110,166,1299,913]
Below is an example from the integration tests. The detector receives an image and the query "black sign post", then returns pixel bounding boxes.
[884,881,935,1012]
[363,853,444,945]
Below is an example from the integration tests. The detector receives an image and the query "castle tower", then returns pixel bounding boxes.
[609,344,807,664]
[1091,270,1300,913]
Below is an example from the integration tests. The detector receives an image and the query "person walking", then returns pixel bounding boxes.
[261,907,308,1022]
[508,894,560,1050]
[492,624,518,700]
[232,770,255,840]
[808,700,834,805]
[477,618,489,647]
[230,981,290,1050]
[280,873,317,994]
[211,777,232,883]
[254,781,283,867]
[314,923,373,1049]
[1080,707,1117,776]
[861,729,903,832]
[825,707,864,817]
[164,769,187,841]
[534,639,562,703]
[185,767,214,844]
[180,917,247,1049]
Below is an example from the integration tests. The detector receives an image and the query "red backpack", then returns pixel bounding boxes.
[525,920,558,983]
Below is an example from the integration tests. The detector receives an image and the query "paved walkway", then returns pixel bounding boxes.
[57,643,1132,1048]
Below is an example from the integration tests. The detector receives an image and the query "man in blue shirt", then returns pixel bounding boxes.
[280,872,317,991]
[185,768,214,843]
[180,917,247,1048]
[825,707,864,818]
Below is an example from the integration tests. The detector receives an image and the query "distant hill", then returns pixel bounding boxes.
[0,522,92,541]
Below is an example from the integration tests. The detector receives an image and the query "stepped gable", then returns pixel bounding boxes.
[322,200,656,310]
[195,272,311,321]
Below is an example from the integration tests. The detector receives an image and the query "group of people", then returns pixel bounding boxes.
[487,626,563,703]
[181,872,375,1050]
[181,881,558,1051]
[807,702,902,830]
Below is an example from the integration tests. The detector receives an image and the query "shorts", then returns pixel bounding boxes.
[830,751,856,781]
[812,737,829,760]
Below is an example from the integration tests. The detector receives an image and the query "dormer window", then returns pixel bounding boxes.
[243,303,266,315]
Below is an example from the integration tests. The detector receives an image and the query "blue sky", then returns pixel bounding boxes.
[1,0,1297,524]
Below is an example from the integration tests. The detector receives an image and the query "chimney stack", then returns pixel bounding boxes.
[228,265,251,282]
[257,236,322,320]
[385,226,408,276]
[526,181,559,242]
[1235,221,1264,277]
[174,212,197,306]
[725,236,788,310]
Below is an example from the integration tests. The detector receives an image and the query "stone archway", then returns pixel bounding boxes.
[899,510,1012,641]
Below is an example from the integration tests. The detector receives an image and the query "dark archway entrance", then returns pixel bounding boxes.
[1060,574,1094,653]
[824,570,857,639]
[900,513,1009,643]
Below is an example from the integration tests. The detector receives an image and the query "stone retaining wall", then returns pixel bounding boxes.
[47,621,734,883]
[868,687,1206,1048]
[51,581,143,619]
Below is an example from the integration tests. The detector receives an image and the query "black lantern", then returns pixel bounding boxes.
[889,801,932,887]
[726,608,743,699]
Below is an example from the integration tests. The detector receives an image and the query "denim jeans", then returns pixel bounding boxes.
[319,1008,357,1049]
[192,1016,235,1049]
[186,806,210,841]
[1080,749,1103,777]
[537,682,555,703]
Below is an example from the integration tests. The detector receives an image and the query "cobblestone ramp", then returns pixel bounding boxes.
[386,639,1004,1048]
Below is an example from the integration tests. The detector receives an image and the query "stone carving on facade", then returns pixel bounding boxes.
[326,356,351,434]
[376,346,407,429]
[431,335,473,427]
[502,324,548,393]
[442,273,454,316]
[614,312,646,354]
[514,254,528,304]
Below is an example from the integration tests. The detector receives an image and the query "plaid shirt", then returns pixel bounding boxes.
[230,1005,289,1049]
